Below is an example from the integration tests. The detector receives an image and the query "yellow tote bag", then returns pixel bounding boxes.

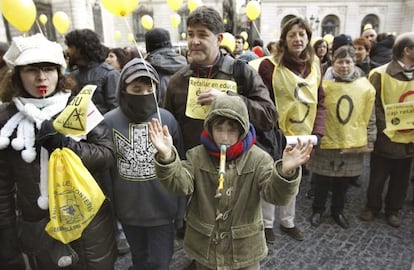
[45,147,105,244]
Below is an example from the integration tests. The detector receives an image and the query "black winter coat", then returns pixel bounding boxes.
[0,102,117,269]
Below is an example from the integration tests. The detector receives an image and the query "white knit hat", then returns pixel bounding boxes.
[3,33,66,70]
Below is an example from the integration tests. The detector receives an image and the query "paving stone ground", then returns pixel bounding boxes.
[115,155,414,270]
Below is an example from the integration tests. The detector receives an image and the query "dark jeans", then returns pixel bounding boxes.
[366,153,413,215]
[123,223,174,270]
[312,173,352,215]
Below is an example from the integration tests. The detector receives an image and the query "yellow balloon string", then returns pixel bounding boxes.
[251,21,263,43]
[35,20,44,36]
[175,23,181,56]
[122,16,162,125]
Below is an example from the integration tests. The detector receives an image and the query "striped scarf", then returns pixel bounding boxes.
[200,124,256,161]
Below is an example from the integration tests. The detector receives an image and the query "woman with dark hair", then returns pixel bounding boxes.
[313,38,330,67]
[106,47,129,71]
[0,34,117,270]
[258,16,326,242]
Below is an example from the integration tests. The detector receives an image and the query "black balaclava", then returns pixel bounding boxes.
[119,90,157,123]
[118,58,160,123]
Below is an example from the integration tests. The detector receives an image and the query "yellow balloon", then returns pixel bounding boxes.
[128,33,135,42]
[100,0,139,17]
[53,11,71,34]
[363,23,373,31]
[1,0,36,32]
[323,34,334,45]
[141,15,153,30]
[167,0,183,12]
[243,41,249,50]
[240,31,248,41]
[170,13,181,28]
[188,0,202,13]
[39,14,48,25]
[114,30,122,41]
[246,0,261,21]
[220,32,235,53]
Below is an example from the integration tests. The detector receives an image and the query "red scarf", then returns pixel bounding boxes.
[200,124,256,161]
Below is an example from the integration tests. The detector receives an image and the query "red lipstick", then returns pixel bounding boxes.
[38,86,47,95]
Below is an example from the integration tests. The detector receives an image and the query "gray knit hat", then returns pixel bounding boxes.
[118,58,160,96]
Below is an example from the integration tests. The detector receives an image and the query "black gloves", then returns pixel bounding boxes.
[36,120,69,152]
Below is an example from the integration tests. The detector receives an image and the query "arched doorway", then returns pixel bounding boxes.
[321,15,340,36]
[361,14,379,35]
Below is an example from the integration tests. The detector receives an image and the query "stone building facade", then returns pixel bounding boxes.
[258,0,414,44]
[1,0,413,50]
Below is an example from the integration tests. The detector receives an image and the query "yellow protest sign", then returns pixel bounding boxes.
[384,101,414,131]
[272,60,320,135]
[185,77,237,120]
[374,66,414,143]
[321,79,375,149]
[53,85,103,138]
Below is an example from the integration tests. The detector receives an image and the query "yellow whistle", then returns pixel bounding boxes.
[218,174,224,191]
[217,145,226,191]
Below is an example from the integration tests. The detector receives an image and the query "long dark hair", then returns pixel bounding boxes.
[313,39,330,64]
[65,29,106,63]
[107,48,129,70]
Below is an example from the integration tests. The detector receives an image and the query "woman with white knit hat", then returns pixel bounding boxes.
[0,34,117,269]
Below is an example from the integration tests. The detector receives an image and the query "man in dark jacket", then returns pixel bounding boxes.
[165,6,276,152]
[65,29,120,114]
[359,32,414,228]
[145,28,187,106]
[64,29,125,254]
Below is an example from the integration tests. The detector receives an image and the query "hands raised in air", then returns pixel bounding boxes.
[281,138,313,175]
[148,118,173,161]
